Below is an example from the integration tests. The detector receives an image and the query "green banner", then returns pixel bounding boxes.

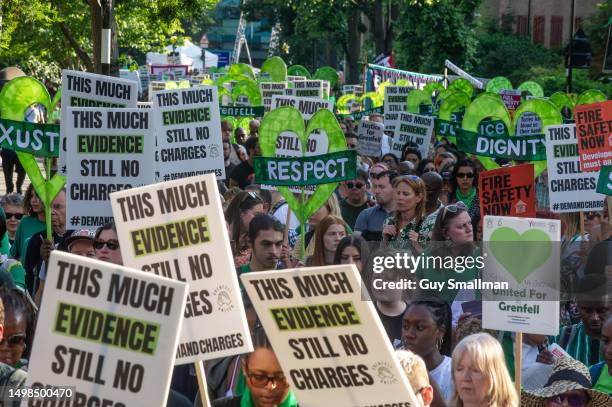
[254,150,357,187]
[219,105,265,117]
[597,165,612,195]
[336,106,383,121]
[0,118,60,157]
[456,129,547,161]
[435,119,460,138]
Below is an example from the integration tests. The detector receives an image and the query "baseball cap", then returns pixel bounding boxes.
[65,229,95,250]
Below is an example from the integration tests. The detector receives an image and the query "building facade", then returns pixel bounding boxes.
[483,0,601,48]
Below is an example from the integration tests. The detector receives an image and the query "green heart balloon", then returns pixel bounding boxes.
[260,57,287,82]
[576,89,607,106]
[486,76,513,93]
[518,81,544,97]
[438,91,471,144]
[313,67,339,88]
[462,97,561,176]
[406,89,432,114]
[258,107,346,225]
[231,78,262,106]
[449,78,474,98]
[489,227,552,283]
[336,93,358,114]
[228,63,256,79]
[550,91,575,114]
[287,65,311,78]
[0,77,66,231]
[423,82,444,96]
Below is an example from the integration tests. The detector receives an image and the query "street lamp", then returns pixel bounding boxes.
[200,34,209,74]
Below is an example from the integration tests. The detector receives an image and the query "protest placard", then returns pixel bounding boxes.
[390,111,434,159]
[287,75,307,82]
[383,86,411,135]
[357,119,384,157]
[479,164,536,219]
[456,131,545,161]
[574,100,612,172]
[26,251,187,406]
[241,264,419,407]
[59,70,138,175]
[65,107,155,230]
[260,82,288,112]
[516,112,542,136]
[110,174,253,364]
[482,215,560,335]
[285,80,328,99]
[153,86,224,182]
[545,124,605,212]
[138,65,150,96]
[597,165,612,195]
[500,89,521,112]
[342,84,363,96]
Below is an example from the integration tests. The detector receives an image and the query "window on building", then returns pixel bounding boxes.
[550,16,563,48]
[534,16,545,45]
[516,15,528,37]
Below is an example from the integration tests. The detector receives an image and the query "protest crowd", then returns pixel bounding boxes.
[0,43,610,407]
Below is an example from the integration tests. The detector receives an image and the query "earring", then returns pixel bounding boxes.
[436,336,443,350]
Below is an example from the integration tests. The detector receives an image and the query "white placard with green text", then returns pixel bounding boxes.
[241,264,419,407]
[110,174,253,364]
[482,215,561,335]
[26,251,187,406]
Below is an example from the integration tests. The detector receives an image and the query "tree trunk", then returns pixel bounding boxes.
[90,0,102,73]
[346,9,362,84]
[110,7,119,76]
[373,0,385,55]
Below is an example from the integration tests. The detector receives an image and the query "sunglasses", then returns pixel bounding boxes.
[0,333,26,347]
[546,394,589,407]
[93,239,120,250]
[5,212,23,220]
[247,373,287,389]
[346,182,365,189]
[456,172,474,179]
[441,201,468,219]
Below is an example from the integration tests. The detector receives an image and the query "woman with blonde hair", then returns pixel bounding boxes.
[382,175,427,251]
[305,215,348,267]
[452,333,518,407]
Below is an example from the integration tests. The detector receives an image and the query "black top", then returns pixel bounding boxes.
[376,303,406,347]
[230,161,254,189]
[24,229,72,296]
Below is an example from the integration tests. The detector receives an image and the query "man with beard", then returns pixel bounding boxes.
[237,214,289,278]
[355,164,396,241]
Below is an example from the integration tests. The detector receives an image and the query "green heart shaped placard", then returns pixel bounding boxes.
[576,89,607,106]
[489,227,552,283]
[287,65,311,78]
[486,76,513,93]
[438,90,471,144]
[550,92,575,116]
[518,81,544,97]
[260,57,287,82]
[231,78,262,106]
[449,78,474,98]
[0,76,66,236]
[406,89,432,114]
[337,93,358,114]
[313,67,339,88]
[259,107,346,224]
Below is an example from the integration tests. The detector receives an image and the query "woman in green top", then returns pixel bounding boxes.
[447,159,480,237]
[10,185,46,264]
[416,201,480,303]
[382,175,428,251]
[203,325,298,407]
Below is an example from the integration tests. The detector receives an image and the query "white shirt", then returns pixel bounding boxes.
[429,356,454,403]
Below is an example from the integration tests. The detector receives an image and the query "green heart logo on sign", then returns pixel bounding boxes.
[462,97,562,176]
[486,76,513,93]
[489,227,552,283]
[259,107,346,224]
[449,78,474,98]
[287,65,311,78]
[0,77,66,218]
[518,81,544,98]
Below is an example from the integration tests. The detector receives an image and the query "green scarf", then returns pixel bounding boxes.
[240,387,298,407]
[455,187,476,209]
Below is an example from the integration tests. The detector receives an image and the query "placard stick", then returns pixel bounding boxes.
[579,212,585,239]
[444,68,449,89]
[515,332,522,394]
[44,157,52,240]
[283,206,292,245]
[195,361,212,407]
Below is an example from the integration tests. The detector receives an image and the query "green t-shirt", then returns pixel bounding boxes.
[0,207,9,255]
[9,216,45,264]
[594,364,612,395]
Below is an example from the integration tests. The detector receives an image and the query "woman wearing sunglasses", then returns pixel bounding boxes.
[448,159,480,237]
[382,175,428,251]
[0,193,23,246]
[93,222,123,266]
[205,325,297,407]
[0,288,35,370]
[10,185,46,264]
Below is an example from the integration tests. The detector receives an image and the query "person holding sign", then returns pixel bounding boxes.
[448,159,481,236]
[452,333,518,407]
[206,326,298,407]
[382,175,428,250]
